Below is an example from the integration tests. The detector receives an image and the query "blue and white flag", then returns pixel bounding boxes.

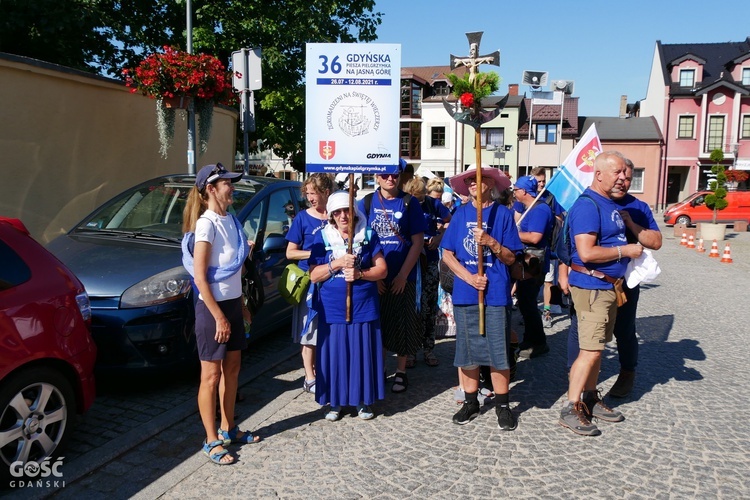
[545,124,602,211]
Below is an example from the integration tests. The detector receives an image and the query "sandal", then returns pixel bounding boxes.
[391,371,408,393]
[423,349,439,367]
[302,379,316,394]
[405,355,416,369]
[218,425,261,445]
[202,439,235,465]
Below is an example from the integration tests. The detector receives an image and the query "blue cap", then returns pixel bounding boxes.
[514,175,538,196]
[195,163,242,190]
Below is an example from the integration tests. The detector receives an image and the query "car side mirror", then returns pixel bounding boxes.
[262,234,287,254]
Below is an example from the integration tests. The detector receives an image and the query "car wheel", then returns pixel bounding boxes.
[0,367,76,472]
[675,215,691,226]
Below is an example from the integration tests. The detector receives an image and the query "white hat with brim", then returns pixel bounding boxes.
[450,164,512,197]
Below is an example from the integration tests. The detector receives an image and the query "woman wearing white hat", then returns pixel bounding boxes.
[440,165,523,430]
[308,191,388,420]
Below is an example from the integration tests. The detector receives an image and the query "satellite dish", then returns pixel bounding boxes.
[522,70,548,89]
[551,79,575,94]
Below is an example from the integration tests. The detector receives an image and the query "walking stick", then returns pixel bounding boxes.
[346,173,355,323]
[474,131,485,336]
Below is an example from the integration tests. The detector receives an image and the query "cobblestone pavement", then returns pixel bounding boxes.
[14,221,750,499]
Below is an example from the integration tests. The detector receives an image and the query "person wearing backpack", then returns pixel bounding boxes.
[358,160,426,393]
[513,176,554,359]
[558,151,643,437]
[182,163,260,466]
[561,158,661,399]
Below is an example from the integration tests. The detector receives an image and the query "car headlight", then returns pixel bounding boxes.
[120,267,192,308]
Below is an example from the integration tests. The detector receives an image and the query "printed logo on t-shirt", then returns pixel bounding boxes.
[371,208,399,238]
[609,209,628,243]
[461,221,492,258]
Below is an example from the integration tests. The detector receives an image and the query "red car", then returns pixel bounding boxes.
[0,218,97,475]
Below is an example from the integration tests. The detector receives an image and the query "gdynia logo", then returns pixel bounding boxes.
[8,457,65,488]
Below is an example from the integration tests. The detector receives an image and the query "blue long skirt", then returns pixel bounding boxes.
[315,320,385,408]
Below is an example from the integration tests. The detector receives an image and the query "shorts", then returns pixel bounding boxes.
[195,296,247,361]
[544,258,558,283]
[453,305,511,370]
[569,286,617,351]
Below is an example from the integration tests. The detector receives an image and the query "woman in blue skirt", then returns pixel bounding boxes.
[308,191,388,420]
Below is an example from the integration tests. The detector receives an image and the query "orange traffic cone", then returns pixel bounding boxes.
[720,243,733,263]
[696,237,706,253]
[686,234,695,249]
[680,232,688,246]
[708,239,720,258]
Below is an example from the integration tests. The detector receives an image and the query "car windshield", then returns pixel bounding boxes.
[75,178,257,240]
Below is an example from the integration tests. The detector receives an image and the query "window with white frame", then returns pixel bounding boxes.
[743,68,750,85]
[630,169,644,193]
[535,123,557,144]
[742,115,750,139]
[677,115,695,139]
[480,128,504,149]
[706,116,725,151]
[679,68,695,87]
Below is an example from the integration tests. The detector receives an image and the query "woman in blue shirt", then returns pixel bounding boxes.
[285,174,334,395]
[309,191,388,421]
[441,166,522,430]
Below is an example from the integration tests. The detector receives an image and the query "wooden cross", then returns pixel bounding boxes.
[450,32,500,83]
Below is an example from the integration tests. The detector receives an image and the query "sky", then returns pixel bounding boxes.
[371,0,750,117]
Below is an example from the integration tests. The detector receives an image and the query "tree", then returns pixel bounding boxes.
[0,0,383,171]
[704,148,728,224]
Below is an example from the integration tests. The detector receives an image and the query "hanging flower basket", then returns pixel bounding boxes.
[123,46,236,158]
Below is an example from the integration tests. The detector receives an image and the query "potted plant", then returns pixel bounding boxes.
[724,169,749,190]
[702,148,729,241]
[123,46,236,158]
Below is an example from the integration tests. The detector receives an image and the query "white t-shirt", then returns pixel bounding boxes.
[195,210,242,301]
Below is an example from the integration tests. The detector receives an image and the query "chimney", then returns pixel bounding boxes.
[620,95,628,118]
[509,83,519,96]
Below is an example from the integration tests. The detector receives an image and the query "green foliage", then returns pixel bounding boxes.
[447,72,500,102]
[705,148,728,223]
[0,0,383,171]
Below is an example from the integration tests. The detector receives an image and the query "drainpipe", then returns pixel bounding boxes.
[657,97,673,212]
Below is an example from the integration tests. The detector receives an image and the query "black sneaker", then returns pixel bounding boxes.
[559,401,601,436]
[496,405,517,431]
[452,401,480,425]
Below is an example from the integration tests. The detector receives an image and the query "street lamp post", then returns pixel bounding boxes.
[186,0,196,174]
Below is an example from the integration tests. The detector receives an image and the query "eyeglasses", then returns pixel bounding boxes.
[378,173,399,180]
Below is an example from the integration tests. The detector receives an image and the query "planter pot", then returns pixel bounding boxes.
[699,222,727,243]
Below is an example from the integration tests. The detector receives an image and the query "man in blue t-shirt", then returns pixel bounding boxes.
[558,151,644,437]
[609,158,662,396]
[513,175,553,359]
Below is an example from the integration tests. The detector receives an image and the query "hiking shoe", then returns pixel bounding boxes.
[543,310,552,328]
[609,370,636,398]
[496,405,517,431]
[452,401,480,425]
[584,391,625,423]
[559,401,601,436]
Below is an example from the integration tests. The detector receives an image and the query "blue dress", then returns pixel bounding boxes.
[309,229,386,407]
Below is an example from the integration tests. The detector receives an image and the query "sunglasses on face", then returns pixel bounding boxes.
[463,178,478,186]
[331,209,348,217]
[379,173,399,180]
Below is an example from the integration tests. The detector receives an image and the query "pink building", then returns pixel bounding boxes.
[640,38,750,209]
